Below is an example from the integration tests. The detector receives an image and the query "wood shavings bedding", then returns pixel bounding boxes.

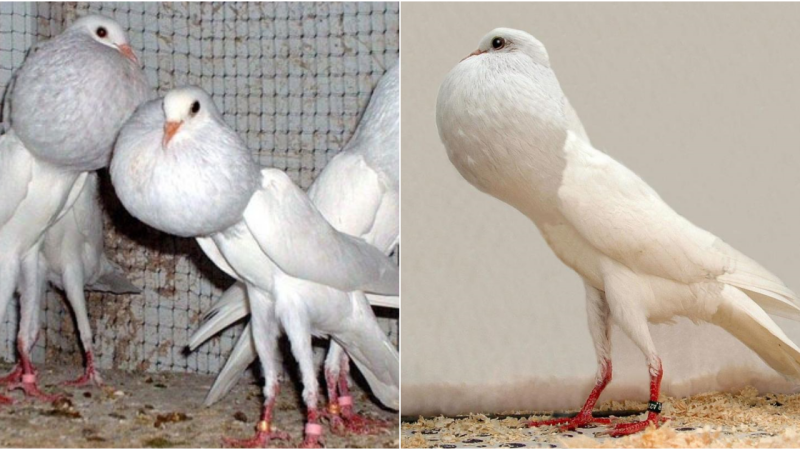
[401,386,800,448]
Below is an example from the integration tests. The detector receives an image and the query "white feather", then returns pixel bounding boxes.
[436,26,800,412]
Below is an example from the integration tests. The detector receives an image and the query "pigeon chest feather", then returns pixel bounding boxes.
[438,63,570,220]
[11,34,149,170]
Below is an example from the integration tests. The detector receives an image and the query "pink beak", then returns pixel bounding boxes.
[117,44,139,64]
[461,49,485,62]
[163,121,182,147]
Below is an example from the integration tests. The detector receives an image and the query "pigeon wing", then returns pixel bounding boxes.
[243,168,398,295]
[556,131,800,318]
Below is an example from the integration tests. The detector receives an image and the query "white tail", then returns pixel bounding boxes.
[187,283,248,351]
[712,285,800,379]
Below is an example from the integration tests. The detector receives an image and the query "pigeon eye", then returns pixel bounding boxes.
[96,27,107,38]
[492,37,506,50]
[190,101,200,115]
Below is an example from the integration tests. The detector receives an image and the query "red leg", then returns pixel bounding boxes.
[325,367,347,432]
[300,408,324,448]
[325,359,390,436]
[605,357,668,437]
[223,385,290,448]
[529,359,613,430]
[61,351,103,387]
[7,339,62,402]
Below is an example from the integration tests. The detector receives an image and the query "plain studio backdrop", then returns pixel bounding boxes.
[401,2,800,416]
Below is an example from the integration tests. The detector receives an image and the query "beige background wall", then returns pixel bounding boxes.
[401,2,800,415]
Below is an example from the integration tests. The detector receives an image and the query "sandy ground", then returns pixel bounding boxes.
[0,362,398,448]
[401,387,800,448]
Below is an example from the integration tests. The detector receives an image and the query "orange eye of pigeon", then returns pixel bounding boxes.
[96,27,107,38]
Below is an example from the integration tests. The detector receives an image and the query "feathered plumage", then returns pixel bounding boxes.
[436,27,800,436]
[111,83,398,447]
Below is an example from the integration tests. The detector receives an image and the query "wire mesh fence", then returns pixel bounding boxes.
[0,1,399,375]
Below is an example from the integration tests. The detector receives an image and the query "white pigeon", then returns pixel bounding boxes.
[0,15,148,402]
[188,62,399,436]
[436,28,800,437]
[42,172,140,386]
[110,86,399,448]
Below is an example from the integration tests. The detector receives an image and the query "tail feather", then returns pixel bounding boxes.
[364,293,399,309]
[204,322,257,406]
[712,285,800,379]
[86,257,141,294]
[714,239,800,320]
[188,283,248,351]
[718,273,800,321]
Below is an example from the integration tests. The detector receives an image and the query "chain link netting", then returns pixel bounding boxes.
[0,2,399,375]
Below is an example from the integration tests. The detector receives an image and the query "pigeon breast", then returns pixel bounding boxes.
[436,53,571,214]
[10,30,150,171]
[110,100,261,238]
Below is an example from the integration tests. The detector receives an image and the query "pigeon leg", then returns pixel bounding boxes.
[325,343,390,436]
[0,260,20,404]
[324,356,345,432]
[224,290,289,447]
[7,336,62,402]
[530,283,613,430]
[283,317,325,448]
[7,251,61,402]
[604,358,667,437]
[301,408,324,449]
[601,281,668,437]
[222,384,290,448]
[528,360,613,429]
[61,267,102,387]
[61,350,102,387]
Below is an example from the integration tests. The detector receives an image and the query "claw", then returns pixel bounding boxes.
[62,351,102,387]
[325,396,391,436]
[595,413,668,438]
[7,373,63,402]
[61,367,103,387]
[222,426,290,448]
[529,412,612,431]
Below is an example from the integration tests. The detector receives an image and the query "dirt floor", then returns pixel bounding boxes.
[0,362,398,448]
[401,387,800,448]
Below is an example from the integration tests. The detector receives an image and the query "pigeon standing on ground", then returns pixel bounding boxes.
[110,86,399,448]
[42,172,140,386]
[188,62,399,436]
[436,28,800,437]
[0,15,148,403]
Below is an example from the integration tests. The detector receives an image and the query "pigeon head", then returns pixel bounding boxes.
[69,15,138,64]
[162,86,220,148]
[462,28,550,67]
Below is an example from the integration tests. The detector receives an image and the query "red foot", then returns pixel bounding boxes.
[529,411,612,431]
[222,421,290,448]
[603,413,668,437]
[300,422,323,448]
[328,396,391,435]
[7,374,63,402]
[0,394,13,405]
[61,367,103,387]
[62,351,102,387]
[0,364,23,384]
